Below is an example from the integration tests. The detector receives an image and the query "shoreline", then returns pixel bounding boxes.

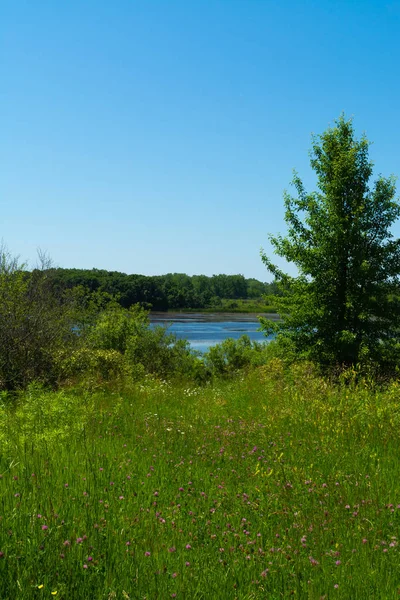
[150,311,280,323]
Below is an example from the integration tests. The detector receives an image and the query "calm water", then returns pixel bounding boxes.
[150,312,276,352]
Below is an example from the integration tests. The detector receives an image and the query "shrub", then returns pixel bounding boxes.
[56,347,140,387]
[85,304,198,380]
[203,335,269,377]
[0,248,77,390]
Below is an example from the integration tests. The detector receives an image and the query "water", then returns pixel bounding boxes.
[150,312,276,353]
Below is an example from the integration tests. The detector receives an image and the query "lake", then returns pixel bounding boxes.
[149,312,277,352]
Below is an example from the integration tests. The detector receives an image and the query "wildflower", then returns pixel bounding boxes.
[87,556,93,562]
[185,561,190,566]
[172,573,178,578]
[145,551,151,556]
[63,540,71,547]
[168,547,176,553]
[335,560,341,566]
[334,584,339,589]
[362,538,368,544]
[185,544,192,550]
[37,514,42,519]
[0,552,4,558]
[76,538,83,544]
[41,525,48,531]
[83,564,88,569]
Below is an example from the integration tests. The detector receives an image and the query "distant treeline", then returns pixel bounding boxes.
[48,269,279,311]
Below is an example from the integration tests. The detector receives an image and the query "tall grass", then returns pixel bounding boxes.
[1,365,400,598]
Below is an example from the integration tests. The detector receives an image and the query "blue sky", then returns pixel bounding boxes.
[2,0,400,280]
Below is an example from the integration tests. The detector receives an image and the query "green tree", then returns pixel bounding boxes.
[260,115,400,370]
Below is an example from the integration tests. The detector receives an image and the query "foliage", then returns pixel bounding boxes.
[48,268,277,311]
[261,115,400,371]
[83,304,199,381]
[56,347,137,388]
[203,335,269,377]
[0,248,77,390]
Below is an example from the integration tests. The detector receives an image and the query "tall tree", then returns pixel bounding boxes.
[260,115,400,370]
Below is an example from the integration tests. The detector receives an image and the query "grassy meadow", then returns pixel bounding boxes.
[1,364,400,599]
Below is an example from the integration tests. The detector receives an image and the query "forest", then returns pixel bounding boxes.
[48,268,279,310]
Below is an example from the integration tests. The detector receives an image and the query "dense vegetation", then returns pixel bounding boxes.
[48,269,279,311]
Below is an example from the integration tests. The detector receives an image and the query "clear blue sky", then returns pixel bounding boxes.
[2,0,400,281]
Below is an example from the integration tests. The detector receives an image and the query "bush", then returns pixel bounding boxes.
[56,347,140,387]
[0,248,77,390]
[203,335,269,377]
[85,304,199,380]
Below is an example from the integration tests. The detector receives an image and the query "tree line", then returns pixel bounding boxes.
[47,269,278,310]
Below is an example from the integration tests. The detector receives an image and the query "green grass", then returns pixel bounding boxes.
[1,365,400,599]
